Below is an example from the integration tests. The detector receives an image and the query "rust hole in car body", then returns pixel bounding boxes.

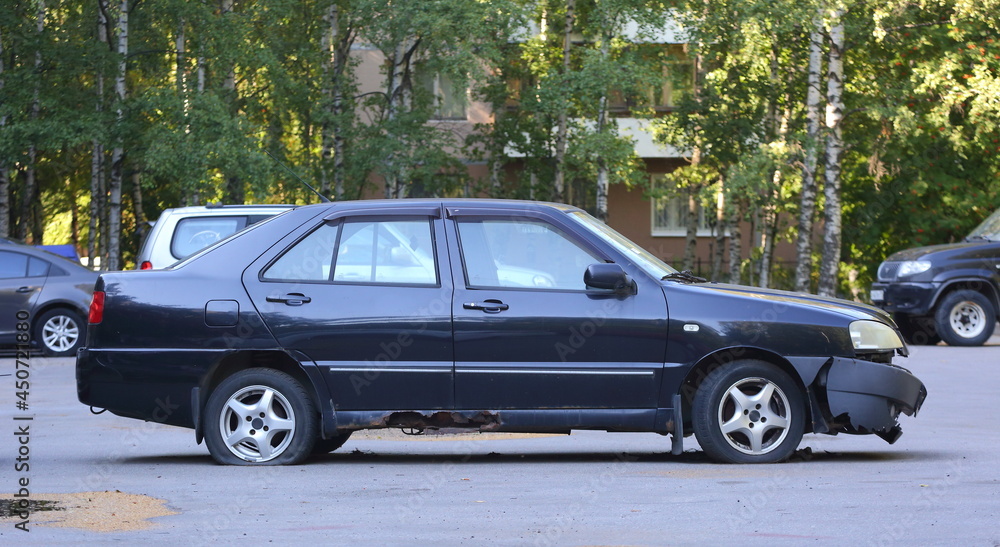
[377,411,503,432]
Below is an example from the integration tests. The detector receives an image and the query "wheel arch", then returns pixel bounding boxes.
[31,300,88,327]
[678,347,813,434]
[930,277,1000,319]
[194,350,335,444]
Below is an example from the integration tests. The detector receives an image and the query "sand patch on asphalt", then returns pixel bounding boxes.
[0,490,176,532]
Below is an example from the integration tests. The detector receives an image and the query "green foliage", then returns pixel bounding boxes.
[1,0,998,281]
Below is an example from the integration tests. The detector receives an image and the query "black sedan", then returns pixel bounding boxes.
[76,199,926,465]
[1,238,98,356]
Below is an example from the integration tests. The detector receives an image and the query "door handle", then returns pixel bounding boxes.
[266,293,312,306]
[16,286,36,293]
[463,299,509,313]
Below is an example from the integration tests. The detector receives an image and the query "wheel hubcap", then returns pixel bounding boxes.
[220,385,296,462]
[949,301,986,339]
[42,316,79,353]
[718,377,791,455]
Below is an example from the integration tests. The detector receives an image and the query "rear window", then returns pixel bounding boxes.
[170,217,248,260]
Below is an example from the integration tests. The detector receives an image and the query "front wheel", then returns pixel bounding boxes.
[692,360,805,464]
[35,308,86,356]
[204,369,317,465]
[934,290,997,347]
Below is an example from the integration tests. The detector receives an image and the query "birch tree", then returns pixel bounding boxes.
[106,0,129,271]
[817,6,844,297]
[793,12,824,293]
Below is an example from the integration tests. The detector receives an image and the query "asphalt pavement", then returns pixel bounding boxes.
[2,331,999,546]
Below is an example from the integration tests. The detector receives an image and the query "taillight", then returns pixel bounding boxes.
[139,261,153,270]
[88,291,105,324]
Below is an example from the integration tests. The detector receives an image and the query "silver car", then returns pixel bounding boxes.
[136,204,295,270]
[0,238,98,356]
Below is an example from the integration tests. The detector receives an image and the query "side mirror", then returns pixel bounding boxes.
[584,263,636,295]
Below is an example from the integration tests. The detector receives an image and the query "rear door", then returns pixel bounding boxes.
[243,206,454,411]
[0,250,49,344]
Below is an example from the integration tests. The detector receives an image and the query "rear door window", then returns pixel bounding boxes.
[0,251,28,278]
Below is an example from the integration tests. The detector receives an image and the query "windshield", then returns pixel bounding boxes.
[968,207,1000,241]
[568,211,677,279]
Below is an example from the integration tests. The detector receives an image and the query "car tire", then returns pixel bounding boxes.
[204,369,317,465]
[312,431,354,454]
[692,360,805,464]
[34,308,86,357]
[934,290,997,347]
[895,313,941,346]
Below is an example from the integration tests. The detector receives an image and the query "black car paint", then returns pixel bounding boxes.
[77,199,926,458]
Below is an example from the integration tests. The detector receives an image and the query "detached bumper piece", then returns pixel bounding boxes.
[823,357,926,443]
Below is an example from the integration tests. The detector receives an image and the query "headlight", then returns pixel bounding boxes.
[897,260,931,278]
[850,320,904,351]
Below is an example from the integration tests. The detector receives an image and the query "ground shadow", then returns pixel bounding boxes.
[119,445,947,466]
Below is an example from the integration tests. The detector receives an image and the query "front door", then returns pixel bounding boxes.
[244,208,453,411]
[446,211,668,412]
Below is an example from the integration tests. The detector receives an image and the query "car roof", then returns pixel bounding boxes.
[299,198,581,213]
[0,238,96,273]
[159,204,297,215]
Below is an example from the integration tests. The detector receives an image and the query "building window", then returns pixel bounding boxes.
[417,71,467,120]
[650,174,712,237]
[609,44,693,112]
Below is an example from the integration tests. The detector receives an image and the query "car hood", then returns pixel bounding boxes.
[679,282,893,323]
[884,240,996,261]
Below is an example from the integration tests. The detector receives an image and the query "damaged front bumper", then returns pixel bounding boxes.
[792,356,927,444]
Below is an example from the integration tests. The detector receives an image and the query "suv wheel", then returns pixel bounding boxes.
[934,290,997,346]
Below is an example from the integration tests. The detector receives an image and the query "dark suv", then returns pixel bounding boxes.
[871,208,1000,346]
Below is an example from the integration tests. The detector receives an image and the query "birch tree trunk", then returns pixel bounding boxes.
[552,0,575,203]
[107,0,129,271]
[19,3,46,242]
[220,0,243,204]
[594,35,610,221]
[794,13,825,293]
[0,27,9,238]
[711,183,726,281]
[89,136,104,268]
[88,5,112,268]
[818,10,845,297]
[321,4,353,201]
[728,207,742,284]
[320,5,336,199]
[132,172,147,246]
[682,48,707,272]
[383,37,418,199]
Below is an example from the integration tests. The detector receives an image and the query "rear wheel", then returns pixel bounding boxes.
[35,308,85,356]
[692,360,805,464]
[204,369,317,465]
[934,290,996,347]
